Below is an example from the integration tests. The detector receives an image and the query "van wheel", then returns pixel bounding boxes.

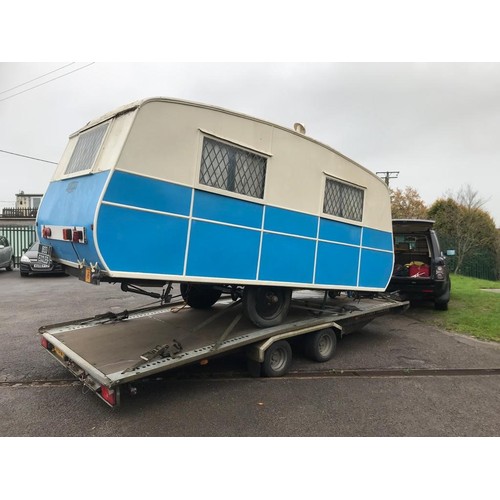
[434,300,448,311]
[243,286,292,328]
[180,284,222,309]
[434,282,450,311]
[262,340,292,377]
[303,328,337,362]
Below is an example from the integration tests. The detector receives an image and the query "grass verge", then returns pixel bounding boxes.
[407,274,500,342]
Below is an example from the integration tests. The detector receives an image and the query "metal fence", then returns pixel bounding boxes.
[445,256,498,281]
[0,225,37,267]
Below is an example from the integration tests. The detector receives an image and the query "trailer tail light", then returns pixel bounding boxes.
[62,228,72,240]
[101,386,117,406]
[41,337,49,349]
[72,230,83,242]
[42,227,52,238]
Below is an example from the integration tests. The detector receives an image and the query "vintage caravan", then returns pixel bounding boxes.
[37,98,394,327]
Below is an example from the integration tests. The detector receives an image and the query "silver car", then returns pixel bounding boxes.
[0,235,15,271]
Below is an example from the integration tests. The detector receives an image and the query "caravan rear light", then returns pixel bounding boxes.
[101,386,117,406]
[62,228,72,240]
[72,230,83,242]
[41,337,50,349]
[42,227,52,238]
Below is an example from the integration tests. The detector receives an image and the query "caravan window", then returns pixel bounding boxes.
[65,121,110,175]
[199,137,267,199]
[323,178,364,222]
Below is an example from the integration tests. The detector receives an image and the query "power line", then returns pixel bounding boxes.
[0,62,75,96]
[0,62,95,103]
[0,149,57,165]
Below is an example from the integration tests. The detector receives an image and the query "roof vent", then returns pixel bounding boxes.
[293,122,306,134]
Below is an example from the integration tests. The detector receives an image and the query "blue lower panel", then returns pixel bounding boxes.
[264,206,317,238]
[259,233,315,283]
[193,190,263,229]
[97,205,188,275]
[315,242,360,287]
[103,170,192,216]
[319,218,361,246]
[362,227,393,251]
[358,249,393,288]
[187,221,260,279]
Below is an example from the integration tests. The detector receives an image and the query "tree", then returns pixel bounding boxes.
[428,185,497,275]
[390,186,428,219]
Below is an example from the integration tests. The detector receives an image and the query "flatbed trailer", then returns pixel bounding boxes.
[39,291,408,407]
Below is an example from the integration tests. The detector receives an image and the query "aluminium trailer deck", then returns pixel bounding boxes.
[39,291,408,406]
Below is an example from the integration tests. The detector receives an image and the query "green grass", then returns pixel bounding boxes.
[409,274,500,342]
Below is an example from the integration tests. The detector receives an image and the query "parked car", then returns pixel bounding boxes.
[386,219,451,310]
[19,241,66,277]
[0,235,15,271]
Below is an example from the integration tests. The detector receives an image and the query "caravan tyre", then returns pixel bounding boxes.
[180,284,222,309]
[243,286,292,328]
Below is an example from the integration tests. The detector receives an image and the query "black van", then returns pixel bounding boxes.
[386,219,451,310]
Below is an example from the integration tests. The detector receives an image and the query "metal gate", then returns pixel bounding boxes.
[0,225,37,267]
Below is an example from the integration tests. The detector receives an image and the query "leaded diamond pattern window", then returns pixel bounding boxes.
[200,137,267,199]
[323,178,364,222]
[65,121,110,175]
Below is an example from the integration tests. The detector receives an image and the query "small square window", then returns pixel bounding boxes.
[199,137,267,199]
[323,178,364,222]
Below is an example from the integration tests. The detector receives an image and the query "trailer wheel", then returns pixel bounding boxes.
[180,284,222,309]
[243,286,292,328]
[303,328,337,362]
[262,340,292,377]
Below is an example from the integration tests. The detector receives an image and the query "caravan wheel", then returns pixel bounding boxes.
[243,286,292,328]
[180,284,222,309]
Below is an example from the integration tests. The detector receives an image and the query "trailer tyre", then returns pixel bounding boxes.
[243,286,292,328]
[262,340,292,377]
[180,284,222,309]
[303,328,337,362]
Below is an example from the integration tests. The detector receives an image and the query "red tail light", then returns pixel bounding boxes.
[72,230,83,242]
[42,227,52,238]
[101,386,117,406]
[62,228,72,240]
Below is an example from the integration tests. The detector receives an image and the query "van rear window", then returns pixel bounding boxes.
[65,121,109,175]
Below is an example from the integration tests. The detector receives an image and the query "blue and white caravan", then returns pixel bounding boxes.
[37,98,394,327]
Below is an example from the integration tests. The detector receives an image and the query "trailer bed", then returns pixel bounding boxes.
[40,291,408,406]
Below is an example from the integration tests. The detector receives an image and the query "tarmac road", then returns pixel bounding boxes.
[1,268,499,437]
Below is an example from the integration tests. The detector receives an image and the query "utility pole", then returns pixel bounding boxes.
[376,171,399,186]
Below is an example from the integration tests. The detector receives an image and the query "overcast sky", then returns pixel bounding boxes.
[0,61,499,225]
[2,2,499,492]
